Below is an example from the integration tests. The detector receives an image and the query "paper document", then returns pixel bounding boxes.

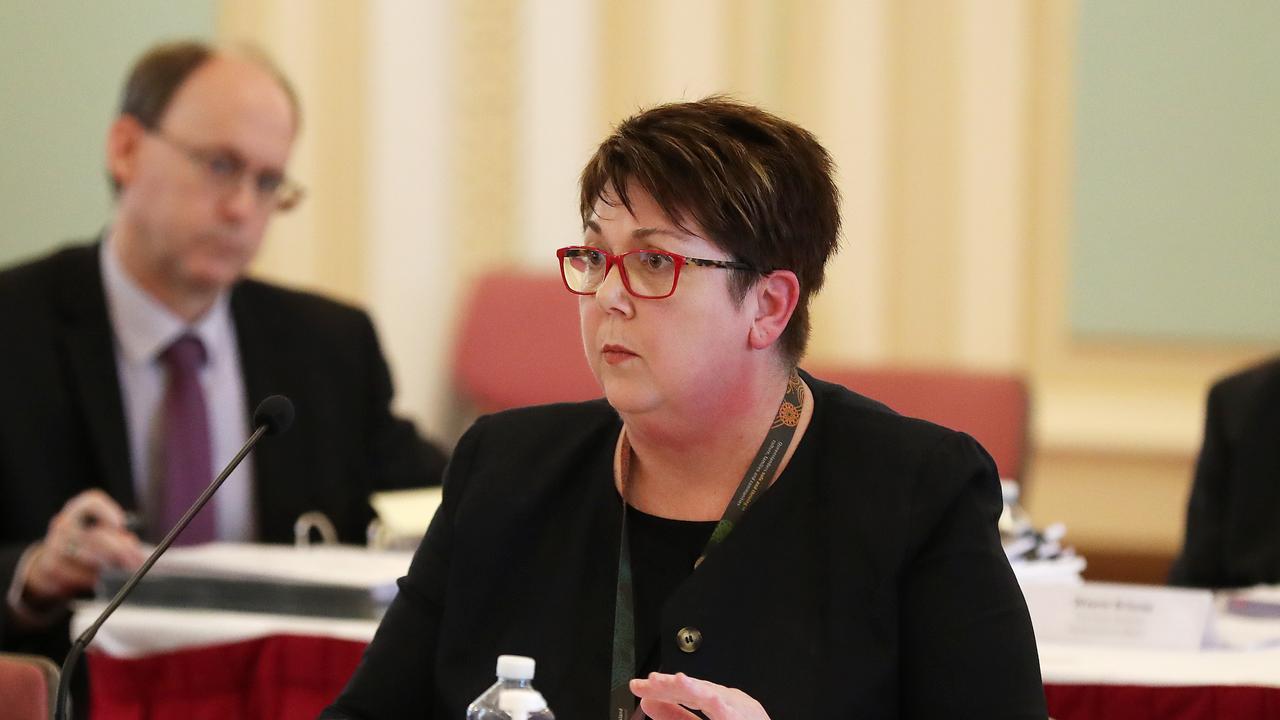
[99,543,416,619]
[370,486,443,542]
[146,543,414,588]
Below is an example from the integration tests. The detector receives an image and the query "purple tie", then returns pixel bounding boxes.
[157,334,216,545]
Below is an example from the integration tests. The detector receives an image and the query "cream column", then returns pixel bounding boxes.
[883,0,961,365]
[220,0,366,304]
[955,0,1030,370]
[648,0,731,101]
[363,1,457,433]
[516,0,600,265]
[805,0,891,365]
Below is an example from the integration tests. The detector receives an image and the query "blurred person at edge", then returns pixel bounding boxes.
[325,97,1045,719]
[1171,357,1280,588]
[0,40,447,688]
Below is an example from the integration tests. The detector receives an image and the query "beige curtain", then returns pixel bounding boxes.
[216,0,1266,564]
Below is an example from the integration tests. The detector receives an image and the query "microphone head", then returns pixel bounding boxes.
[253,395,295,436]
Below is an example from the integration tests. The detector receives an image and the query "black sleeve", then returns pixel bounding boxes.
[360,314,448,492]
[0,544,25,648]
[322,415,485,719]
[898,433,1047,719]
[1168,382,1231,587]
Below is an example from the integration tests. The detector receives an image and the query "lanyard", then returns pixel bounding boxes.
[609,372,806,719]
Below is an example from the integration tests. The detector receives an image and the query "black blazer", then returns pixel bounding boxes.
[1170,357,1280,588]
[0,243,446,658]
[326,373,1046,719]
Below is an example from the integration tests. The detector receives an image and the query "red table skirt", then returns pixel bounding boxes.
[87,636,1280,719]
[1046,683,1280,720]
[89,635,367,720]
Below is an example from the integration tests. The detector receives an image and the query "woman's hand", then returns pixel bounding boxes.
[630,672,770,720]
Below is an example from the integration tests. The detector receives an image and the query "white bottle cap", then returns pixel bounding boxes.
[498,688,547,720]
[496,654,536,680]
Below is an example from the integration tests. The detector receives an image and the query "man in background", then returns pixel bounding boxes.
[1170,357,1280,588]
[0,41,446,667]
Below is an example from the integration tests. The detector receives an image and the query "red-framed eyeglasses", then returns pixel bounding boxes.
[556,245,762,299]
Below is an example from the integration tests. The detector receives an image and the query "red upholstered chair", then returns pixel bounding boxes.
[0,652,59,720]
[450,276,1032,482]
[453,270,601,414]
[808,365,1031,486]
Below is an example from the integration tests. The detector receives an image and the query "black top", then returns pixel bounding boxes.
[1170,356,1280,588]
[325,372,1047,719]
[629,416,816,678]
[628,505,717,676]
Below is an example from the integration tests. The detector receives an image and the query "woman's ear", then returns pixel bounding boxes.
[748,270,800,351]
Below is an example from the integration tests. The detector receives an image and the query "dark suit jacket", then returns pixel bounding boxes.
[325,373,1046,719]
[1169,357,1280,588]
[0,242,447,659]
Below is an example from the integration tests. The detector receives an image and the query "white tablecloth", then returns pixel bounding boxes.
[73,546,1280,691]
[71,603,379,659]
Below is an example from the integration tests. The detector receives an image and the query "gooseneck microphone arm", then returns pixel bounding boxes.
[55,395,294,720]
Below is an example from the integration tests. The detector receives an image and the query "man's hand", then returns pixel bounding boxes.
[21,489,146,607]
[630,672,770,720]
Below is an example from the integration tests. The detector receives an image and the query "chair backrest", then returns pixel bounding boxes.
[453,270,600,414]
[450,276,1031,480]
[0,652,59,720]
[808,365,1031,484]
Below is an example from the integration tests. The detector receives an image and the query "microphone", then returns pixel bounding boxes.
[55,395,295,720]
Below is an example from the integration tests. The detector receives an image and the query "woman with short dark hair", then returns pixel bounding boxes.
[325,97,1046,719]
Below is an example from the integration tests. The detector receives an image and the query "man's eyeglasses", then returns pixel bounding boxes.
[146,129,305,212]
[556,245,762,299]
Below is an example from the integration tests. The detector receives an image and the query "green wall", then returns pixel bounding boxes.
[0,1,216,267]
[1071,1,1280,344]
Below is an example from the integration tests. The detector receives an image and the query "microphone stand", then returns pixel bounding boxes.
[55,423,269,720]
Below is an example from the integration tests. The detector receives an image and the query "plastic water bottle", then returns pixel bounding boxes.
[466,655,555,720]
[498,688,551,720]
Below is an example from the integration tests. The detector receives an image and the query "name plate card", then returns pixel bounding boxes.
[1022,581,1213,651]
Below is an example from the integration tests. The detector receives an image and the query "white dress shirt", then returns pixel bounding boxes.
[100,238,255,542]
